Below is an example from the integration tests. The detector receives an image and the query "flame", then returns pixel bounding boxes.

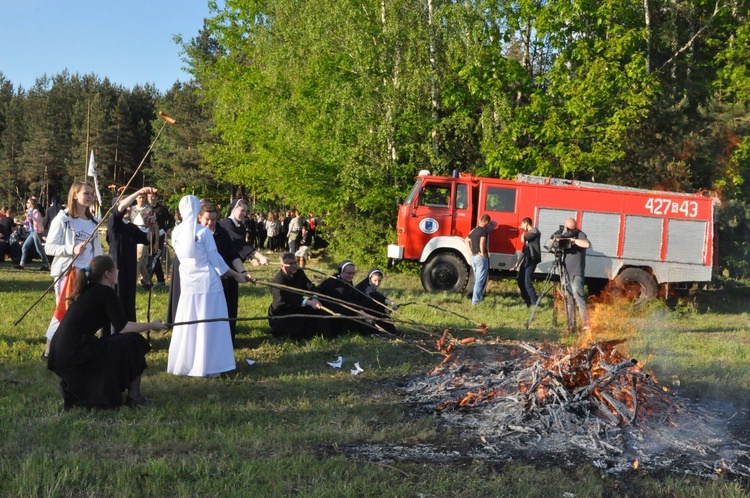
[433,339,679,429]
[633,459,639,469]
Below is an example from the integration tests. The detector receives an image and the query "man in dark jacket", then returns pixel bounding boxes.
[516,217,542,307]
[550,218,591,333]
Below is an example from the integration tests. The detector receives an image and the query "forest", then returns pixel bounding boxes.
[0,0,748,276]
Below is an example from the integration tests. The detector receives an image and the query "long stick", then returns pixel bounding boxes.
[13,112,176,327]
[398,301,486,329]
[165,314,372,328]
[256,278,445,336]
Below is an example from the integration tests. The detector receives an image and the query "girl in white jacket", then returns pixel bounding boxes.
[43,181,102,357]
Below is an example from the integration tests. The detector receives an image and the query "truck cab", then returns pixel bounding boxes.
[389,172,525,292]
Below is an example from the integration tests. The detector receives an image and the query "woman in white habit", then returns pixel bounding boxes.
[168,195,252,377]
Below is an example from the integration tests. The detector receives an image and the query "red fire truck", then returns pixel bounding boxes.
[387,171,716,300]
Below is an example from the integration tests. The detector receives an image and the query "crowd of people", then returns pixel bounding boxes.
[5,183,387,410]
[0,196,61,267]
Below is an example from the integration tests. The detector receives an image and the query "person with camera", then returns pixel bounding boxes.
[550,218,591,333]
[516,217,541,307]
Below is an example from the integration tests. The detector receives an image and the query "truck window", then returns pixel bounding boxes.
[421,185,451,207]
[456,184,468,209]
[405,180,422,204]
[485,187,516,213]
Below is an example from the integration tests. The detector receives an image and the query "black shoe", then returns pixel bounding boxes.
[140,279,152,290]
[125,395,151,408]
[14,264,23,270]
[39,265,50,271]
[58,380,77,411]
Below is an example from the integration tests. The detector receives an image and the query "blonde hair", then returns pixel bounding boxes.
[66,181,94,219]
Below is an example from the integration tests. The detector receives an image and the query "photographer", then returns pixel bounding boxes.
[549,218,591,333]
[516,217,541,307]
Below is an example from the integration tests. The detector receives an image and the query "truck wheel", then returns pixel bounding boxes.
[421,253,469,293]
[613,268,657,305]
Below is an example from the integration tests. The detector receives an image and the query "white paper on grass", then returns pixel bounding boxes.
[246,359,256,365]
[327,356,343,368]
[350,362,364,375]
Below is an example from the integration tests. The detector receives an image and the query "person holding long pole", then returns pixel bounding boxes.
[47,255,166,410]
[43,181,103,358]
[107,186,156,324]
[167,195,252,377]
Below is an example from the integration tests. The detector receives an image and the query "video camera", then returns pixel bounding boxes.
[545,225,575,255]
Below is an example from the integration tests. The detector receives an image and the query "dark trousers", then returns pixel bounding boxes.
[268,306,333,340]
[222,278,239,348]
[152,236,166,283]
[517,259,539,306]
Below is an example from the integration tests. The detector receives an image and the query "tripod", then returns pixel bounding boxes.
[525,250,573,330]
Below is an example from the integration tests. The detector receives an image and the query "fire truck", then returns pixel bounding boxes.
[387,171,716,301]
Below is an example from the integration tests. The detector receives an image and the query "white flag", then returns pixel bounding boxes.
[87,150,97,178]
[87,150,103,217]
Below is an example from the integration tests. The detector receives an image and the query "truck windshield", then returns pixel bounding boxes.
[405,180,422,204]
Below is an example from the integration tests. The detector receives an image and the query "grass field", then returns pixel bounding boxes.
[1,255,749,497]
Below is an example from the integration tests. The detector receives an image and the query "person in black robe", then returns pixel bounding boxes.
[201,202,248,347]
[317,260,374,336]
[219,198,269,266]
[47,255,165,410]
[43,196,62,236]
[107,188,153,325]
[355,267,400,335]
[268,252,331,340]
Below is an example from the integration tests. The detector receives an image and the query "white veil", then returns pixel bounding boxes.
[172,195,201,259]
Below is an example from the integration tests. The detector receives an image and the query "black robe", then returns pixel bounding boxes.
[107,209,149,323]
[214,223,241,346]
[317,275,372,336]
[219,217,256,261]
[268,268,331,339]
[355,277,398,334]
[47,283,151,409]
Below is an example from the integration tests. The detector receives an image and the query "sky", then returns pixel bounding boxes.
[0,0,218,92]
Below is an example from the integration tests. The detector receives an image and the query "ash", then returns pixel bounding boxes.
[354,339,750,481]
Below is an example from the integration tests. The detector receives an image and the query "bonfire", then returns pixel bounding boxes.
[387,337,750,480]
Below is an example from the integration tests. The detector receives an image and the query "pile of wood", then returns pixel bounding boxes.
[401,339,750,478]
[436,339,677,429]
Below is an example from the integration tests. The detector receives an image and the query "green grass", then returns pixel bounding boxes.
[1,258,750,497]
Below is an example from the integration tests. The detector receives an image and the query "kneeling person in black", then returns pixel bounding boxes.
[268,252,331,340]
[47,255,166,410]
[317,260,374,336]
[355,267,399,335]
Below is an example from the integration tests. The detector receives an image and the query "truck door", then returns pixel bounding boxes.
[406,181,454,253]
[480,185,520,268]
[451,183,472,238]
